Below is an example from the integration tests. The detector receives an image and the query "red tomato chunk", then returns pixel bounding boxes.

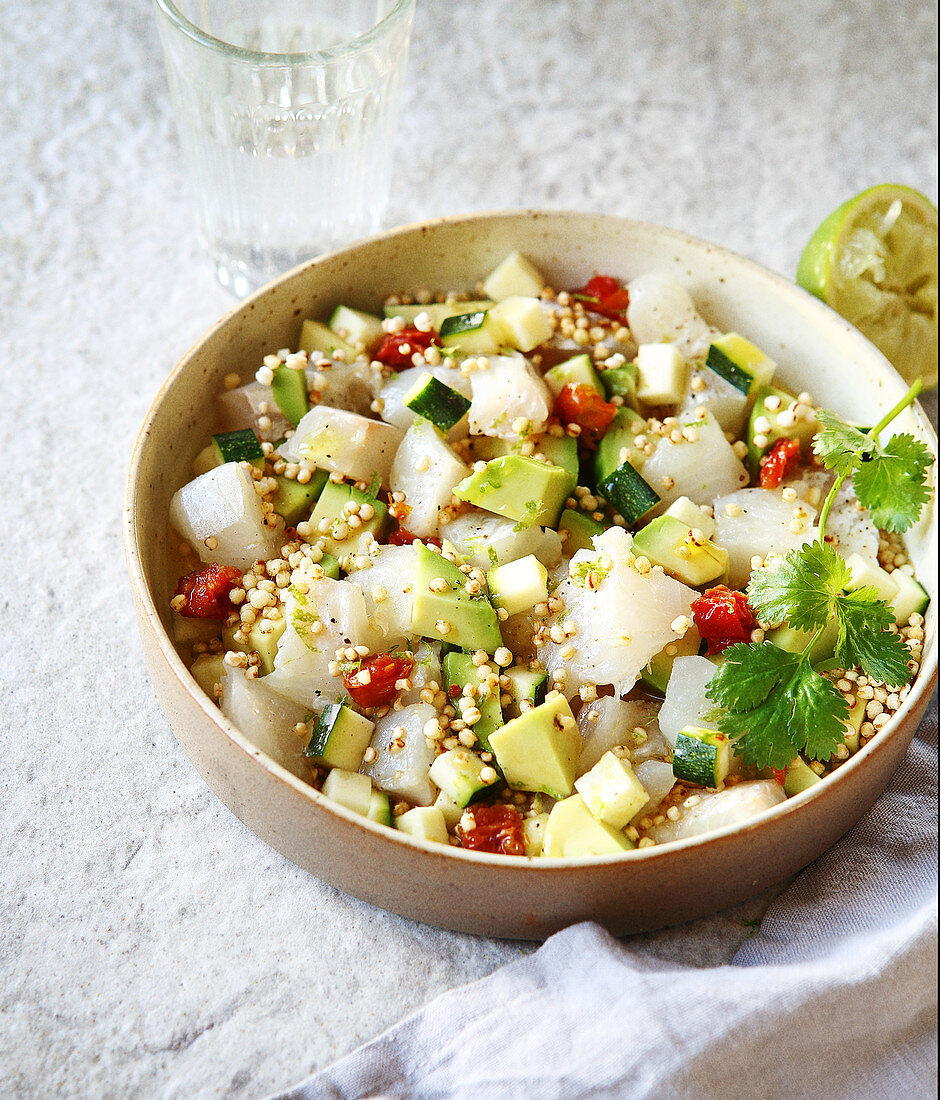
[691,585,756,654]
[759,437,801,489]
[373,326,440,370]
[572,274,630,320]
[555,381,617,447]
[457,803,526,856]
[343,653,415,709]
[174,563,242,619]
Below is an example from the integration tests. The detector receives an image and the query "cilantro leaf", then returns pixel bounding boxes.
[812,409,875,475]
[834,589,912,687]
[707,642,848,769]
[747,542,849,633]
[852,433,933,532]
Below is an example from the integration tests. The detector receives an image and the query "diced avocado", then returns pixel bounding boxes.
[664,496,717,540]
[412,542,503,652]
[328,304,384,351]
[502,665,549,718]
[784,757,823,797]
[597,461,660,526]
[383,300,493,326]
[522,811,550,856]
[271,468,329,526]
[842,695,867,754]
[482,250,546,300]
[488,693,581,799]
[544,353,604,397]
[558,509,607,555]
[672,726,731,788]
[306,480,391,557]
[746,384,818,470]
[403,372,471,433]
[439,310,505,355]
[454,455,577,530]
[487,555,548,617]
[769,617,838,662]
[193,443,222,477]
[190,652,226,699]
[223,614,286,676]
[434,789,465,829]
[706,333,776,398]
[443,649,504,753]
[594,406,648,484]
[889,569,929,625]
[270,363,310,427]
[635,343,690,406]
[542,794,636,857]
[599,362,640,407]
[428,748,497,807]
[489,296,552,353]
[574,751,649,829]
[212,428,266,469]
[366,789,392,827]
[299,319,359,360]
[535,432,579,480]
[395,805,450,844]
[631,514,729,586]
[844,552,901,604]
[641,625,703,694]
[321,768,373,817]
[305,702,375,771]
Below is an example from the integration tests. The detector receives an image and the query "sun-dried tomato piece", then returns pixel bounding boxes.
[554,382,618,447]
[174,563,242,619]
[457,803,526,856]
[691,585,756,654]
[759,437,802,489]
[343,653,415,710]
[373,326,440,370]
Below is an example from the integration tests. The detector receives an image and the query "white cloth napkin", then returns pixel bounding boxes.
[274,698,937,1100]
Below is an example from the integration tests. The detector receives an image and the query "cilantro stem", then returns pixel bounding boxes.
[799,623,828,663]
[816,378,924,542]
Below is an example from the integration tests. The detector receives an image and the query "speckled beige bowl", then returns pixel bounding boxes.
[125,211,937,939]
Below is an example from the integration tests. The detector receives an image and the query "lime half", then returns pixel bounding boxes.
[797,184,938,388]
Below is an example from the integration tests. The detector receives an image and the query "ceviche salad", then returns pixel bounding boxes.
[166,251,933,858]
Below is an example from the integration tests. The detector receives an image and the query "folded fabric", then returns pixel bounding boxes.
[274,698,938,1100]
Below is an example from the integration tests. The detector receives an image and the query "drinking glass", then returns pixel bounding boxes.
[153,0,416,297]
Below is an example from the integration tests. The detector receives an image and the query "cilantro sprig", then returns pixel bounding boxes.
[706,379,931,769]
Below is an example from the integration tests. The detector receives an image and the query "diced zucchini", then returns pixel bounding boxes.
[271,363,310,427]
[522,812,550,856]
[395,805,450,844]
[594,406,650,485]
[574,750,649,829]
[635,343,690,406]
[212,429,266,469]
[271,468,329,526]
[299,320,359,360]
[482,251,546,300]
[597,461,661,526]
[487,555,548,617]
[542,794,635,857]
[366,789,392,827]
[784,757,823,797]
[672,726,731,787]
[664,496,717,540]
[305,702,376,771]
[321,768,374,817]
[746,384,818,471]
[439,310,506,355]
[428,748,496,807]
[558,508,607,555]
[502,665,549,718]
[403,371,471,433]
[489,296,552,353]
[190,652,226,699]
[544,353,604,397]
[769,617,838,662]
[535,431,579,480]
[383,300,493,326]
[844,552,901,604]
[889,569,929,625]
[842,695,867,754]
[640,625,703,695]
[222,614,286,676]
[442,650,503,753]
[328,304,384,351]
[706,333,776,397]
[434,789,465,829]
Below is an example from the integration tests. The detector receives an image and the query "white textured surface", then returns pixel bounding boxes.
[0,1,936,1096]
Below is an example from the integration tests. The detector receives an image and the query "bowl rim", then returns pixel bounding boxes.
[124,208,939,870]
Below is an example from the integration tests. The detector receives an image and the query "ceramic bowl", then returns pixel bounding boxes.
[125,211,937,939]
